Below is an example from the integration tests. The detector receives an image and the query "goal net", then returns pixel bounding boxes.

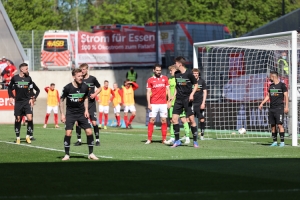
[193,31,299,146]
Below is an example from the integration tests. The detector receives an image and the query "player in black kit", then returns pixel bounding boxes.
[259,71,288,147]
[192,68,207,140]
[7,63,36,144]
[59,68,98,160]
[74,63,102,146]
[171,56,199,148]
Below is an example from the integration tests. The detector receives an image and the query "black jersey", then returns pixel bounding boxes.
[175,69,197,99]
[268,81,287,109]
[83,75,101,103]
[60,82,89,114]
[7,74,33,102]
[193,78,207,104]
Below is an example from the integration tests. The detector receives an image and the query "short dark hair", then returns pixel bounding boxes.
[72,68,82,76]
[19,63,28,69]
[175,56,186,66]
[270,71,278,76]
[104,80,109,83]
[50,83,55,86]
[153,63,161,70]
[79,63,89,69]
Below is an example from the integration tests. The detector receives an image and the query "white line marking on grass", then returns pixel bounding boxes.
[0,188,299,199]
[0,140,113,159]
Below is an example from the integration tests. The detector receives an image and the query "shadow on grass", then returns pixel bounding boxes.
[0,158,300,200]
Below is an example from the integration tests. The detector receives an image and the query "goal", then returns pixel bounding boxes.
[193,31,299,146]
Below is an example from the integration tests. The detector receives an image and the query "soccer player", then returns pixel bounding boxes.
[145,64,170,144]
[28,81,40,141]
[259,71,288,147]
[44,83,60,128]
[113,83,122,127]
[171,56,199,148]
[192,68,207,140]
[98,80,115,130]
[59,68,98,161]
[75,63,102,146]
[118,80,139,129]
[165,65,191,145]
[7,63,35,144]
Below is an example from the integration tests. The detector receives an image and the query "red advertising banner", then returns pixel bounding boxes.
[229,52,245,79]
[0,90,13,110]
[76,31,156,66]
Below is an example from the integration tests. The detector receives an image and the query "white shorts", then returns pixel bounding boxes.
[124,105,136,113]
[149,104,168,118]
[47,105,58,114]
[114,104,121,114]
[98,105,109,113]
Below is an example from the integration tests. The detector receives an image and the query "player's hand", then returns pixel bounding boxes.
[90,93,96,99]
[284,107,289,114]
[167,102,171,109]
[29,99,34,107]
[200,103,205,109]
[9,97,14,105]
[84,110,89,118]
[61,114,66,123]
[189,94,194,101]
[258,104,263,110]
[98,100,101,103]
[148,104,152,111]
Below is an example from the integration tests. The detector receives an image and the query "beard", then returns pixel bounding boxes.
[75,80,83,88]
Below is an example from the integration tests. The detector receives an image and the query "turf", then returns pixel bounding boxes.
[0,124,300,200]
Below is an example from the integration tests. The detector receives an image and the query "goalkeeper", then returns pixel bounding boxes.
[164,65,191,145]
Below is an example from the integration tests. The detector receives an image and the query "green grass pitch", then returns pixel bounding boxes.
[0,124,300,200]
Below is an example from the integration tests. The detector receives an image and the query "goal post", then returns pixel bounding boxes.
[193,31,298,147]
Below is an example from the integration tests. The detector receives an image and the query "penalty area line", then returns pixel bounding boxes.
[0,140,113,159]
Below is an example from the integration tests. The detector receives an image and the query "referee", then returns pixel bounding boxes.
[59,68,98,160]
[7,63,35,144]
[259,71,289,147]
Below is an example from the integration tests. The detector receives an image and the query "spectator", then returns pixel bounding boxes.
[1,60,17,76]
[0,56,8,84]
[126,67,138,82]
[277,51,289,77]
[2,72,12,89]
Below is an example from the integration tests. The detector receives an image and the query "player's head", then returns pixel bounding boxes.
[113,82,118,89]
[153,64,162,77]
[192,68,200,79]
[168,65,177,76]
[104,80,109,88]
[19,63,29,77]
[72,68,83,85]
[50,83,55,90]
[79,63,89,77]
[269,71,279,82]
[175,56,186,69]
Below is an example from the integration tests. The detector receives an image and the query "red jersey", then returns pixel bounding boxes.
[3,74,12,86]
[147,75,169,104]
[4,65,17,75]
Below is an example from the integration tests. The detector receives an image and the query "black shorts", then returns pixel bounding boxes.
[269,108,284,125]
[193,103,205,119]
[173,98,194,117]
[88,104,97,121]
[14,100,33,116]
[65,112,91,130]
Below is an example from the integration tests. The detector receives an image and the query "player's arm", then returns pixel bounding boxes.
[201,81,207,109]
[284,91,289,113]
[33,82,40,100]
[130,81,139,90]
[44,86,49,93]
[259,93,269,110]
[147,88,152,110]
[59,87,67,123]
[189,73,198,101]
[56,90,60,105]
[84,97,89,118]
[7,76,15,104]
[118,89,124,105]
[90,78,101,99]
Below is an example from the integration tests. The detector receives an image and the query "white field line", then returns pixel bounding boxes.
[0,188,299,199]
[0,140,113,159]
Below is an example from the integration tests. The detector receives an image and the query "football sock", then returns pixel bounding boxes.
[99,112,103,125]
[45,113,50,124]
[87,135,94,154]
[170,124,174,138]
[27,120,33,137]
[272,132,277,142]
[64,136,71,155]
[15,120,21,137]
[104,113,108,125]
[129,115,135,124]
[191,126,198,141]
[161,122,167,141]
[279,132,285,142]
[116,115,120,126]
[76,125,81,140]
[183,122,190,137]
[93,125,99,140]
[200,121,205,136]
[124,115,128,127]
[174,124,180,141]
[54,114,58,125]
[147,122,154,141]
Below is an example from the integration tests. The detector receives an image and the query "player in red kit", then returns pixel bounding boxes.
[145,64,171,144]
